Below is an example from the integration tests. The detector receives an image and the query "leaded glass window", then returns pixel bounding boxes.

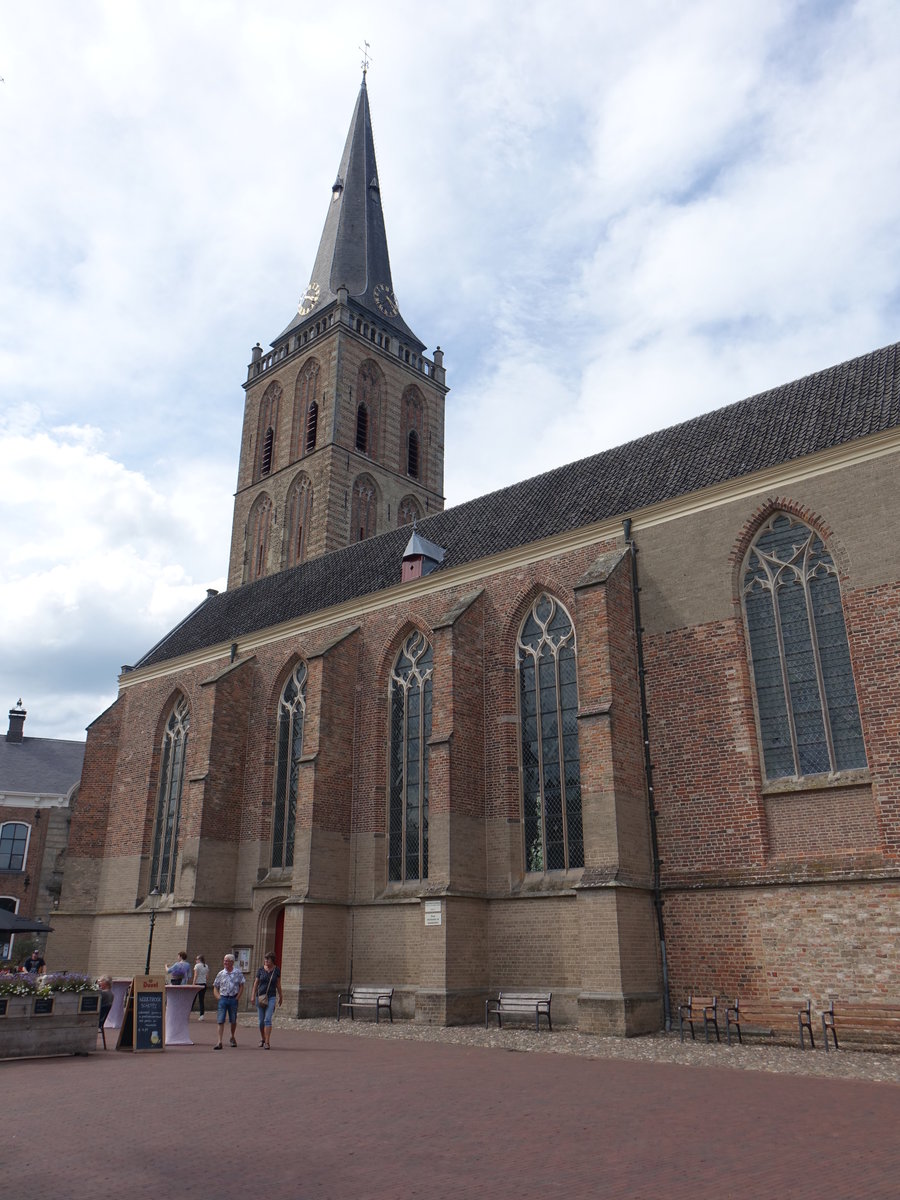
[0,823,29,871]
[517,594,584,872]
[149,697,190,893]
[388,632,433,882]
[272,661,307,869]
[742,513,866,781]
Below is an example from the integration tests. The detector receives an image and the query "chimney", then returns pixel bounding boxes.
[7,699,26,743]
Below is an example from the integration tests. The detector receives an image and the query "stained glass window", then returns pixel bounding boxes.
[388,632,433,882]
[517,594,583,872]
[150,697,190,893]
[742,513,866,781]
[272,662,307,869]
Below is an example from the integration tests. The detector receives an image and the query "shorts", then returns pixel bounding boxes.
[217,995,238,1025]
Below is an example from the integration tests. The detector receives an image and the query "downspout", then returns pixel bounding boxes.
[623,517,671,1031]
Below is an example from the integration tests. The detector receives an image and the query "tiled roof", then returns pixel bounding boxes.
[137,340,900,669]
[0,737,85,797]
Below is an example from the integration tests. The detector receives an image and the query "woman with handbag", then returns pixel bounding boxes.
[250,952,283,1048]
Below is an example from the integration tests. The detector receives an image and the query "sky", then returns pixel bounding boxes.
[2,0,900,740]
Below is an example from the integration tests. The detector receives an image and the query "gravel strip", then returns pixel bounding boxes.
[240,1014,900,1085]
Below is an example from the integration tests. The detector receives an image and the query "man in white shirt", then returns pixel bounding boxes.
[212,953,245,1049]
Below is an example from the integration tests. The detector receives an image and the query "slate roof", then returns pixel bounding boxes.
[0,736,85,797]
[136,339,900,670]
[276,77,422,350]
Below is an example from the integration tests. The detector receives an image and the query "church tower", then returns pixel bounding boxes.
[227,76,448,589]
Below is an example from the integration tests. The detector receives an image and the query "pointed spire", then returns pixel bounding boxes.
[277,78,423,350]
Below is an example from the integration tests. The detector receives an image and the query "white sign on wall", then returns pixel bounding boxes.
[424,900,442,927]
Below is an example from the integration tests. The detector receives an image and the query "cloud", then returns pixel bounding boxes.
[0,418,229,739]
[3,0,900,738]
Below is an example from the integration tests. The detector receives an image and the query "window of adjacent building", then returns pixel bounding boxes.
[0,823,29,871]
[0,896,17,960]
[284,474,313,569]
[351,475,377,542]
[272,661,307,870]
[742,512,867,781]
[149,697,190,893]
[388,632,433,882]
[517,594,584,872]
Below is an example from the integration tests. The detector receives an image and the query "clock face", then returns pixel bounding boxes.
[373,283,399,318]
[297,282,320,316]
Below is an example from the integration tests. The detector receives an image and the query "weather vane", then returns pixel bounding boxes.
[360,41,372,77]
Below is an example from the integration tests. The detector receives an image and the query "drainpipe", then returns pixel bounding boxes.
[623,517,671,1031]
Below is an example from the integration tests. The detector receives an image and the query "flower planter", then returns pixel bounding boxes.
[0,976,101,1059]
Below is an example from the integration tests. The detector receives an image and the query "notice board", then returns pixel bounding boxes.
[116,976,166,1051]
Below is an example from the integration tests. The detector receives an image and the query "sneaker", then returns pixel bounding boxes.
[197,1015,204,1021]
[230,1036,237,1047]
[214,1043,222,1050]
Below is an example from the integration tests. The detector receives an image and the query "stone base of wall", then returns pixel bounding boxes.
[577,991,663,1036]
[415,987,485,1026]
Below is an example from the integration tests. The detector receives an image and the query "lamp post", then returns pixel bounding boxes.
[144,888,161,975]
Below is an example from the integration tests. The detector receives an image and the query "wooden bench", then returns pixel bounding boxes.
[336,985,394,1023]
[821,1001,900,1051]
[725,998,814,1049]
[484,991,552,1031]
[677,995,719,1043]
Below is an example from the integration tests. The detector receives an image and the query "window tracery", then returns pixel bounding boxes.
[388,632,433,882]
[742,513,866,780]
[517,594,584,872]
[272,661,307,869]
[149,697,190,893]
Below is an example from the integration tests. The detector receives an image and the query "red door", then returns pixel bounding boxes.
[274,906,285,965]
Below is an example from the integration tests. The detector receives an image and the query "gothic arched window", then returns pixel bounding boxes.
[356,361,382,456]
[294,359,320,457]
[305,401,319,453]
[400,387,426,483]
[397,495,422,527]
[388,632,433,882]
[407,430,420,479]
[351,474,378,542]
[149,697,190,893]
[742,513,866,781]
[272,661,307,869]
[247,493,273,582]
[284,474,313,568]
[0,822,29,871]
[355,403,369,453]
[517,594,583,872]
[256,382,281,480]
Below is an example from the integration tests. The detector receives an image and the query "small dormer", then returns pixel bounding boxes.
[402,531,445,582]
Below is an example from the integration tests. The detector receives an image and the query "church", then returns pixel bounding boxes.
[50,77,900,1033]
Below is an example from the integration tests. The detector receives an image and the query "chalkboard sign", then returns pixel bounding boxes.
[116,977,166,1052]
[135,989,164,1050]
[33,996,54,1016]
[79,994,100,1015]
[0,997,8,1017]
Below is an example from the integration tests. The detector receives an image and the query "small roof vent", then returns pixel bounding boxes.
[402,531,445,582]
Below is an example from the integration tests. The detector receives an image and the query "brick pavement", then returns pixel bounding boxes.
[6,1020,900,1199]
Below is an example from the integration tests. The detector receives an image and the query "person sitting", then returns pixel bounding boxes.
[98,976,114,1036]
